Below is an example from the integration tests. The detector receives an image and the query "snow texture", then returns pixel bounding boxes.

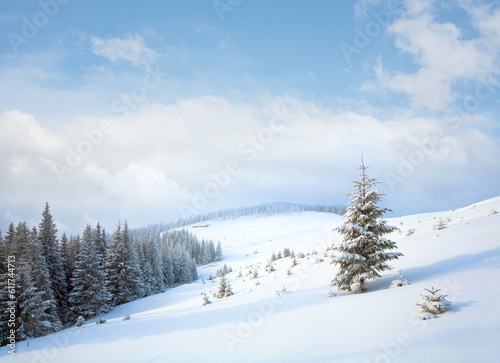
[1,196,500,362]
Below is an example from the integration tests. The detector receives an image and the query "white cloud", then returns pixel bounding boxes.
[364,1,499,111]
[1,96,499,232]
[90,34,158,67]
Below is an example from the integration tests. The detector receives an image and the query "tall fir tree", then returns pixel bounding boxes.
[215,241,223,261]
[69,225,111,320]
[107,222,143,306]
[94,223,107,268]
[144,239,165,293]
[26,226,63,334]
[38,203,68,323]
[59,232,74,306]
[134,239,151,297]
[14,224,62,340]
[160,244,174,287]
[332,158,402,292]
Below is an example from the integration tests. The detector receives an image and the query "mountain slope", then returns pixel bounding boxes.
[2,197,500,362]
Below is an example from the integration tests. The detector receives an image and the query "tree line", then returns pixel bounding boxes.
[135,202,346,234]
[0,203,222,345]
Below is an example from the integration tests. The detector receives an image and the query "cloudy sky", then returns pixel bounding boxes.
[1,0,499,234]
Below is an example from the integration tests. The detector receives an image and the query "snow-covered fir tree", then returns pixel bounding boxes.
[389,270,410,288]
[160,244,175,287]
[144,239,165,293]
[13,223,62,340]
[0,204,223,345]
[332,158,402,292]
[107,222,143,306]
[215,241,223,261]
[69,224,111,320]
[134,240,153,297]
[59,232,74,303]
[416,287,452,319]
[38,203,68,323]
[216,274,234,299]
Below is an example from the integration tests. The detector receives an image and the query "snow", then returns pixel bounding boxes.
[2,197,500,362]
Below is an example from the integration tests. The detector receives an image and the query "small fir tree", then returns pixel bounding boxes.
[433,218,446,230]
[389,270,410,288]
[75,316,85,327]
[332,157,402,293]
[201,292,211,306]
[216,273,234,299]
[416,287,452,320]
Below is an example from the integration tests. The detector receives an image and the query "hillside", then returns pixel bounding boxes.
[2,197,500,363]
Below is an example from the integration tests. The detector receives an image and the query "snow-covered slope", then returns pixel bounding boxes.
[3,197,500,363]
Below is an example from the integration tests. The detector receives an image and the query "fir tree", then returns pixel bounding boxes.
[107,222,142,306]
[216,274,233,299]
[215,241,223,261]
[16,224,62,339]
[134,240,152,297]
[59,232,74,305]
[332,158,402,293]
[417,287,452,319]
[69,225,111,320]
[389,270,410,288]
[38,203,68,322]
[160,245,175,287]
[144,239,165,293]
[433,218,447,231]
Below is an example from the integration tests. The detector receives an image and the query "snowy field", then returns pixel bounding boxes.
[2,196,500,363]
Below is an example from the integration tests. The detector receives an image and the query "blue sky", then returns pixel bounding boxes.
[1,0,499,233]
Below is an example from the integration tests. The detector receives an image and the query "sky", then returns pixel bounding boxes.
[1,0,499,234]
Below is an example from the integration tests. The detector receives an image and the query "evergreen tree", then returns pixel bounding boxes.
[179,250,196,284]
[332,158,402,293]
[160,245,174,287]
[144,239,165,293]
[69,235,80,263]
[107,222,142,306]
[198,241,206,265]
[134,239,151,297]
[217,274,233,298]
[417,287,452,319]
[69,225,111,319]
[16,224,62,340]
[215,241,223,261]
[207,241,216,263]
[59,232,74,305]
[38,203,68,322]
[94,223,107,264]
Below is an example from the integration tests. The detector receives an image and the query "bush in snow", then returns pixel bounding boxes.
[416,287,452,320]
[488,209,497,216]
[216,274,234,299]
[406,229,415,236]
[96,314,107,324]
[75,316,85,327]
[389,270,410,288]
[122,314,131,321]
[201,292,211,306]
[252,267,259,279]
[433,218,446,230]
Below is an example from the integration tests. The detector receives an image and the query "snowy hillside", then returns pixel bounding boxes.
[2,197,500,363]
